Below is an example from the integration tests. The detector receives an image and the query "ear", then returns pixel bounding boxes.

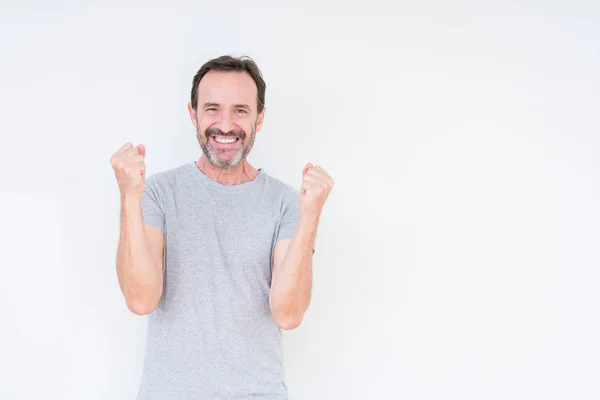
[255,106,266,133]
[188,102,198,129]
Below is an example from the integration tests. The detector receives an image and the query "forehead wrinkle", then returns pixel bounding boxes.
[197,71,258,110]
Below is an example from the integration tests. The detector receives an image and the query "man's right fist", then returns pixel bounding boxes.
[110,142,147,199]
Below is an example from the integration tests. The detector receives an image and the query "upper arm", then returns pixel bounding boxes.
[141,176,166,301]
[271,191,299,279]
[273,237,315,276]
[145,222,164,277]
[142,175,165,272]
[272,238,292,278]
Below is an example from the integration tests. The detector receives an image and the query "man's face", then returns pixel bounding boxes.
[189,70,264,169]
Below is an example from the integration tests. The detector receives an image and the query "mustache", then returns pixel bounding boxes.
[205,127,246,140]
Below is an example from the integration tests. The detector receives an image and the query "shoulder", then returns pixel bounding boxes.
[260,170,299,201]
[146,162,193,184]
[145,163,193,192]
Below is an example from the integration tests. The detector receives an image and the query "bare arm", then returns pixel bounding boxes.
[269,163,334,330]
[116,197,164,315]
[269,215,318,330]
[111,142,164,315]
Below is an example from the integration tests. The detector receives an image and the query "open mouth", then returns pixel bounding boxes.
[211,135,240,146]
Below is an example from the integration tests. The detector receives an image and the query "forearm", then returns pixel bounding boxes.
[270,215,318,327]
[116,197,162,313]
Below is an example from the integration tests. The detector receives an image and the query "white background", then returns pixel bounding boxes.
[1,1,599,399]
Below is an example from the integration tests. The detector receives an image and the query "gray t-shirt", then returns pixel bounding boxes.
[136,162,299,400]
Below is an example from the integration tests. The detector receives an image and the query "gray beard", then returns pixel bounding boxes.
[196,124,256,169]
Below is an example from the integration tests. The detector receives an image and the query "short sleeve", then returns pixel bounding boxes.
[276,191,316,254]
[142,177,166,233]
[276,191,300,243]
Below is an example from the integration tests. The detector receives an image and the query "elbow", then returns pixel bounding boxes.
[269,295,310,330]
[126,298,158,315]
[277,317,302,330]
[124,285,162,315]
[271,309,304,330]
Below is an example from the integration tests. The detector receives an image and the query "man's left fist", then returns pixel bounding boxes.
[299,162,334,218]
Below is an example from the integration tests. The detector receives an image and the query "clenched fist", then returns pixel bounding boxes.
[300,163,334,219]
[110,142,147,199]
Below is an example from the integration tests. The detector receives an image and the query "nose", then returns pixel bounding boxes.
[216,111,234,134]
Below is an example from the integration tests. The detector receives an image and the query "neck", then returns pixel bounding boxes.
[196,155,259,186]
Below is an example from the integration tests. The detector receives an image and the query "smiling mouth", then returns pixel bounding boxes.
[211,135,240,145]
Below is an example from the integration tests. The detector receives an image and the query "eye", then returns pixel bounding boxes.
[205,107,218,113]
[235,109,248,115]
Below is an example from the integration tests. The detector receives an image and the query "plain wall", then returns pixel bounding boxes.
[1,1,599,399]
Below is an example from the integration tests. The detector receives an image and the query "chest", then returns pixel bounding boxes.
[162,193,282,284]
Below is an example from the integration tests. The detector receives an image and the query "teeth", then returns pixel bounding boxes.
[214,136,237,144]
